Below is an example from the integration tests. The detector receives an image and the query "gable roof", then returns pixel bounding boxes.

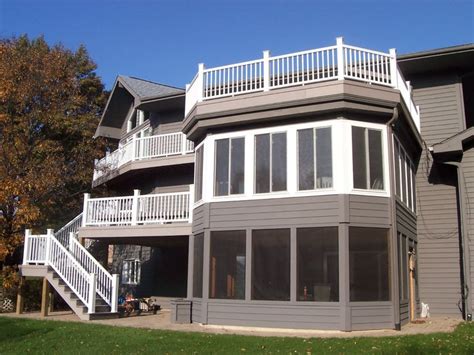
[118,75,184,101]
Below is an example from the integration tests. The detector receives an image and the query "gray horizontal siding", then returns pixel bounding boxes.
[396,201,417,239]
[348,195,390,227]
[206,302,340,329]
[192,204,207,234]
[461,148,474,313]
[400,302,409,325]
[351,303,393,330]
[411,74,464,317]
[191,300,202,323]
[208,195,340,230]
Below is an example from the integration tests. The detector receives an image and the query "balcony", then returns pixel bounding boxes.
[185,37,420,132]
[79,187,194,239]
[93,132,194,183]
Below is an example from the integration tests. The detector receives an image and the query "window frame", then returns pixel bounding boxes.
[393,135,416,213]
[351,125,387,193]
[254,131,288,194]
[214,137,246,197]
[121,259,141,285]
[297,126,334,191]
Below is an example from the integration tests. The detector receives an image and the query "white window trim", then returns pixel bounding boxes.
[194,119,390,206]
[393,135,416,213]
[122,259,141,285]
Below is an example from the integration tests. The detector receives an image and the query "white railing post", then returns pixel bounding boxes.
[132,133,139,160]
[389,48,397,88]
[181,133,187,155]
[131,189,141,226]
[46,229,54,264]
[188,184,195,223]
[336,37,345,81]
[88,273,96,314]
[23,229,31,264]
[263,50,270,91]
[68,232,75,251]
[197,63,205,102]
[111,274,120,313]
[82,193,90,227]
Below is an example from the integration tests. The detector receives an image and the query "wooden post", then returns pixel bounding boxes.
[16,276,25,314]
[409,252,416,321]
[40,277,50,317]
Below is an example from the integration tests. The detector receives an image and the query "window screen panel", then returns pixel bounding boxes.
[252,229,290,300]
[215,139,230,196]
[297,227,339,302]
[368,129,384,190]
[316,127,333,188]
[210,231,246,299]
[272,133,287,192]
[298,129,315,191]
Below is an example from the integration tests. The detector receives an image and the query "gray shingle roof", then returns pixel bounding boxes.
[119,75,184,100]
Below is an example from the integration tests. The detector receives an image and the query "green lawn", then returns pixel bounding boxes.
[0,317,473,354]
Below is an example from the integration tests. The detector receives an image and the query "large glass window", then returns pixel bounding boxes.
[193,233,204,298]
[252,229,290,300]
[298,127,333,190]
[297,227,339,302]
[195,146,204,201]
[349,227,390,301]
[352,127,384,190]
[209,231,246,299]
[393,136,416,212]
[122,259,141,285]
[214,138,245,196]
[255,132,287,193]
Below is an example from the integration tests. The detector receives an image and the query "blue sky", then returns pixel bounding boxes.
[1,0,473,90]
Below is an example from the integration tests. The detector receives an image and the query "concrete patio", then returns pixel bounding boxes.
[1,310,464,338]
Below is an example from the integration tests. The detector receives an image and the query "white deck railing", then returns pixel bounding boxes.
[22,230,112,314]
[93,132,194,181]
[82,185,194,227]
[68,233,118,311]
[54,213,83,247]
[185,37,420,131]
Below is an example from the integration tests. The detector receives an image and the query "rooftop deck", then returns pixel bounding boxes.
[185,37,420,131]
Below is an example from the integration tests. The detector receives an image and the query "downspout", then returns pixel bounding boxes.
[387,107,401,329]
[442,160,472,321]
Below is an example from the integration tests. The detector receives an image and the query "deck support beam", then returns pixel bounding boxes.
[15,276,25,314]
[40,277,50,317]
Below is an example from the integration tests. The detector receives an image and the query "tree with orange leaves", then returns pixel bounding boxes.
[0,35,108,287]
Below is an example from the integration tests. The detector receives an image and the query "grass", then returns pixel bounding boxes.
[0,316,473,354]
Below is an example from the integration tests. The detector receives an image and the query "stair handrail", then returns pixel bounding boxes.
[24,229,97,313]
[68,232,119,312]
[54,213,83,247]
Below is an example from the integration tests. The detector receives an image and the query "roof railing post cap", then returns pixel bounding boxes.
[336,37,344,44]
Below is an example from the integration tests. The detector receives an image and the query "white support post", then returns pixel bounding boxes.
[389,48,397,88]
[88,273,97,314]
[197,63,205,102]
[46,229,54,264]
[23,229,31,265]
[131,189,140,226]
[82,193,90,227]
[336,37,345,81]
[263,50,270,91]
[188,184,195,223]
[132,133,139,160]
[111,274,119,313]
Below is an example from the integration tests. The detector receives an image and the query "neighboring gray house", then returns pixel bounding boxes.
[19,38,474,329]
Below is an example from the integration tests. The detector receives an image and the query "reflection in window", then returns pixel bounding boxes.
[298,127,333,190]
[210,231,246,299]
[297,227,339,301]
[352,127,384,190]
[255,133,287,193]
[122,259,141,285]
[252,229,290,300]
[349,227,389,301]
[195,146,204,201]
[215,138,245,196]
